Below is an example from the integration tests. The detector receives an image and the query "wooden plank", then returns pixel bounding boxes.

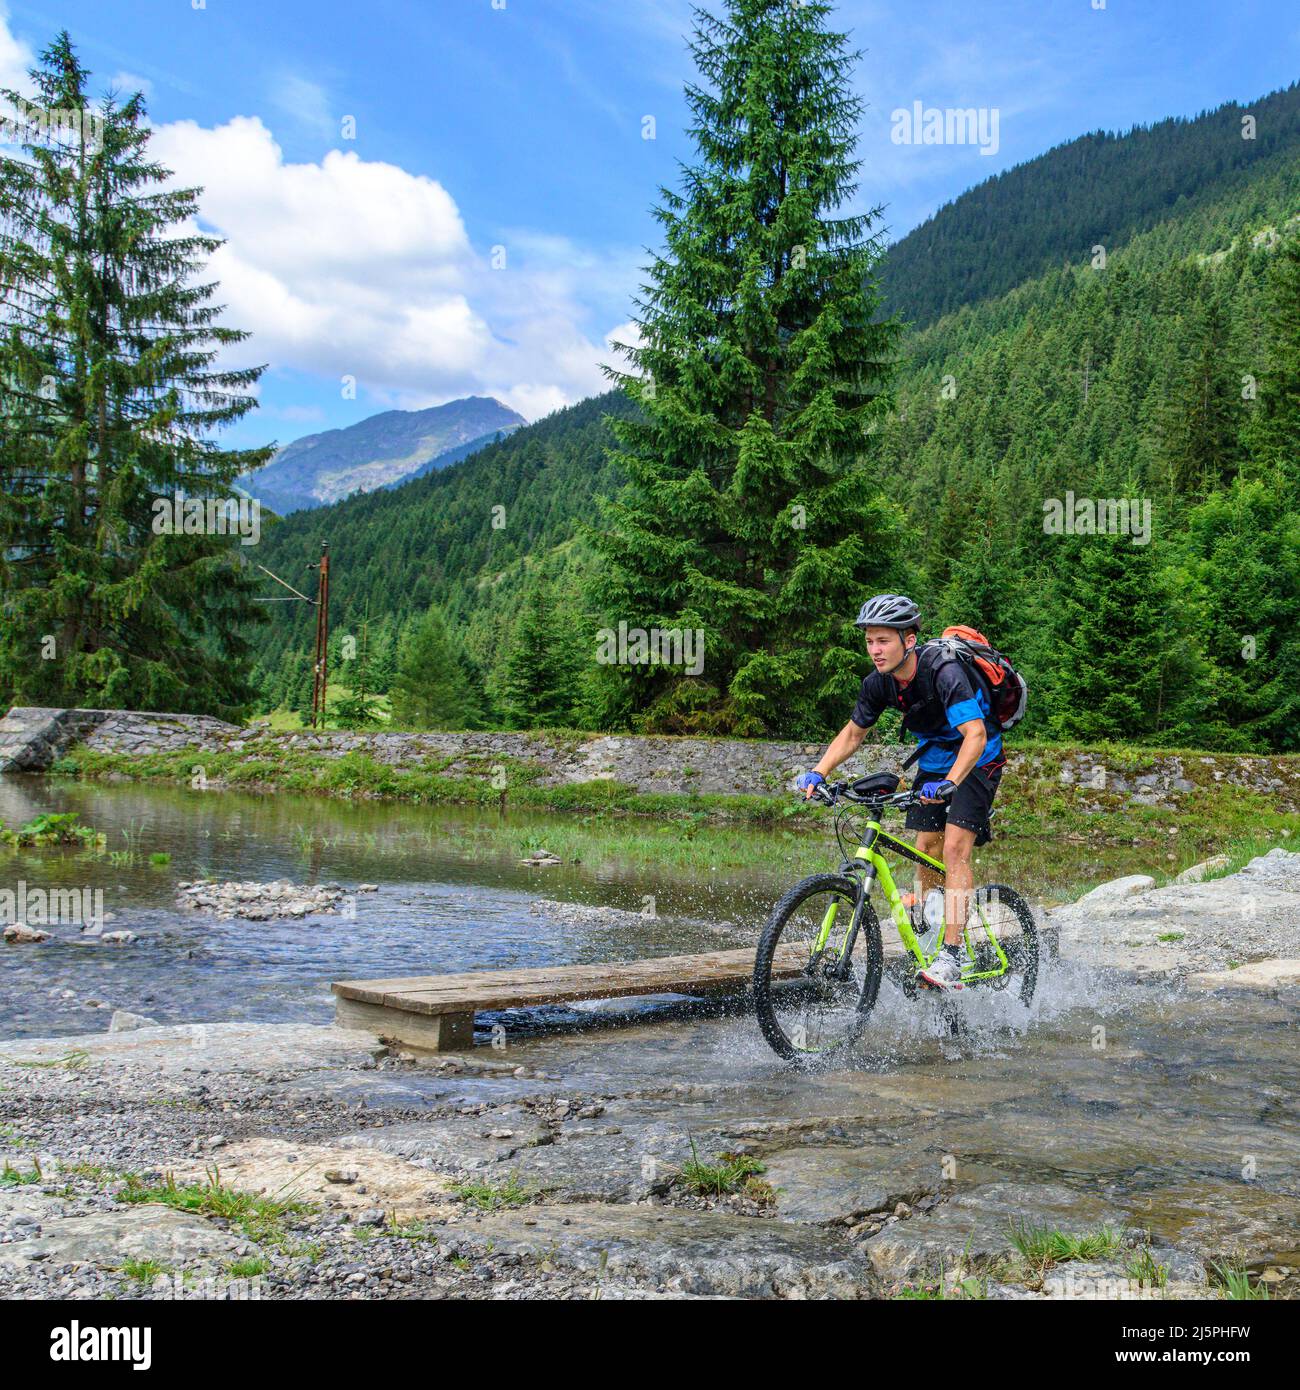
[333,946,810,1016]
[335,996,474,1051]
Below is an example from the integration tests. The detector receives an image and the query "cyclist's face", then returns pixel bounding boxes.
[864,626,910,669]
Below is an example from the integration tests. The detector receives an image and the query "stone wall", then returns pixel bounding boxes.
[3,707,1299,810]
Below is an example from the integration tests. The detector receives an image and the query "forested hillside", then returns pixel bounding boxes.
[249,160,1300,752]
[250,392,636,715]
[879,80,1300,328]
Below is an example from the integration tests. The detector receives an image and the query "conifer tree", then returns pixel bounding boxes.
[1043,531,1207,744]
[389,605,483,730]
[588,0,904,738]
[0,34,272,716]
[499,576,578,729]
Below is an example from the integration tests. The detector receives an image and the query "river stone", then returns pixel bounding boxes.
[1076,875,1156,903]
[3,923,50,943]
[1185,958,1300,992]
[109,1010,162,1032]
[758,1146,939,1225]
[445,1202,879,1297]
[861,1181,1126,1279]
[1174,856,1230,885]
[0,1204,244,1270]
[339,1108,552,1171]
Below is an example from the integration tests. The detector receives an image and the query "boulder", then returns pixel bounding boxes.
[1174,856,1230,885]
[108,1010,161,1032]
[1075,874,1156,904]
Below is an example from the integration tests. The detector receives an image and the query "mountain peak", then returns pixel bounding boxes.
[244,396,527,514]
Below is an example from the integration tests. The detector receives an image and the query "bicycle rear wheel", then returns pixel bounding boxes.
[752,873,883,1062]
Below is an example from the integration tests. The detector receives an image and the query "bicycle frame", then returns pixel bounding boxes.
[811,815,1011,983]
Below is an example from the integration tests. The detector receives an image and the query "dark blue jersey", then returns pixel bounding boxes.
[850,647,1003,773]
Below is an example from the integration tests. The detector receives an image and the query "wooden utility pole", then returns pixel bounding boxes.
[309,543,331,728]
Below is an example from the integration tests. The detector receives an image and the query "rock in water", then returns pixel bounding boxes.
[3,923,49,944]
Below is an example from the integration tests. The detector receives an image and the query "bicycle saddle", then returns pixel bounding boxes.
[850,772,900,798]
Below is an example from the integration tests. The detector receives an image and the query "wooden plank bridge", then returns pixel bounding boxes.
[332,906,1044,1053]
[332,944,825,1052]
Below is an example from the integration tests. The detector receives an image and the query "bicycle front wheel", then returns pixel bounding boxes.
[752,873,883,1062]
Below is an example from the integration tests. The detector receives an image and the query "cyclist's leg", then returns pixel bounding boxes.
[943,762,1004,943]
[904,774,947,901]
[940,823,977,945]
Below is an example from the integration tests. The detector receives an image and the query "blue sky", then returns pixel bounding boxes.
[4,0,1299,452]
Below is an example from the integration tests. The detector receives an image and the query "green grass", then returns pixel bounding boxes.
[12,1050,90,1071]
[120,1257,171,1283]
[450,1172,533,1211]
[117,1167,317,1249]
[1007,1220,1125,1268]
[678,1138,768,1197]
[225,1256,268,1278]
[1209,1260,1270,1300]
[0,1158,42,1186]
[1123,1246,1170,1288]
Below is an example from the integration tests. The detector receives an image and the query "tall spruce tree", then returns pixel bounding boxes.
[587,0,904,738]
[1043,531,1208,745]
[389,604,483,730]
[0,34,270,717]
[499,576,578,729]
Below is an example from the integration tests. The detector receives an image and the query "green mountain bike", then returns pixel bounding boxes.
[752,772,1042,1062]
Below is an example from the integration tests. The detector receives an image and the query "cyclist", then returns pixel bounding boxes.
[795,593,1006,991]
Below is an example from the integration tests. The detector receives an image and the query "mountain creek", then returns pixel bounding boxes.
[0,777,1297,1300]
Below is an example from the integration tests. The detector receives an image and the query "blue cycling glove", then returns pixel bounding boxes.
[796,770,825,796]
[920,779,956,800]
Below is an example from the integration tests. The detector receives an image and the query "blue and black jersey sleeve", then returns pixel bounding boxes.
[933,660,985,730]
[849,673,888,730]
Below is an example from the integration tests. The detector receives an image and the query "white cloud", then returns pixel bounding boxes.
[149,115,622,421]
[108,70,154,102]
[0,7,33,96]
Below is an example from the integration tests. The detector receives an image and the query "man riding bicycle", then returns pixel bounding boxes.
[796,594,1006,991]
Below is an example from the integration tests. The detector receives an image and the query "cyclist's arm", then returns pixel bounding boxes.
[813,720,869,780]
[945,719,987,786]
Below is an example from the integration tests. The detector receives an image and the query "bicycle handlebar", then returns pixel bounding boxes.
[809,781,928,809]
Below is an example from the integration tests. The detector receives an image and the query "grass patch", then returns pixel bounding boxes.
[1123,1246,1170,1289]
[0,1158,42,1186]
[117,1167,317,1249]
[1155,932,1185,943]
[120,1257,171,1284]
[225,1256,268,1278]
[1007,1219,1124,1270]
[1209,1260,1269,1300]
[678,1139,768,1197]
[12,1050,91,1071]
[450,1172,533,1211]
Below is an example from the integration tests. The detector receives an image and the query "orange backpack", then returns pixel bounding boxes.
[929,625,1028,732]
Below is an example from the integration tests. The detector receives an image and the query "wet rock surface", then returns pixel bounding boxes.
[1,852,1298,1300]
[1,941,1297,1302]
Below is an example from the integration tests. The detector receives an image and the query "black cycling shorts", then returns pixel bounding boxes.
[904,756,1005,844]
